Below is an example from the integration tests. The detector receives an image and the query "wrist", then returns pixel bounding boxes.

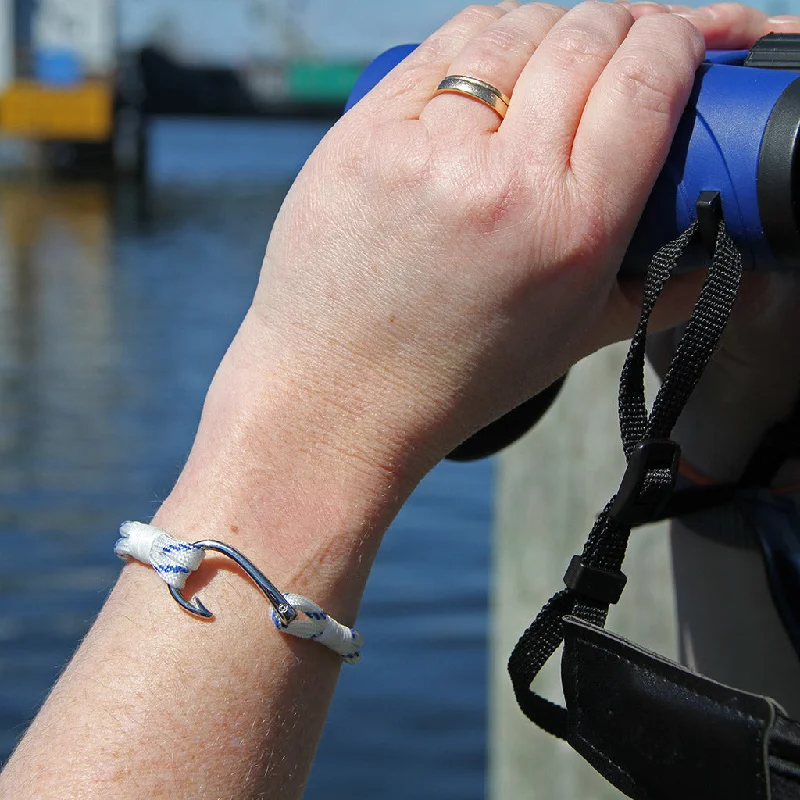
[153,311,427,621]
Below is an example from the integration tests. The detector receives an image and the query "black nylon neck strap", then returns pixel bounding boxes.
[507,218,743,741]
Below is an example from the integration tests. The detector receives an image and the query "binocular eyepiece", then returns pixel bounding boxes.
[348,33,800,275]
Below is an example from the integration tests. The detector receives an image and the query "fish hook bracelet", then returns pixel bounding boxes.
[114,521,363,664]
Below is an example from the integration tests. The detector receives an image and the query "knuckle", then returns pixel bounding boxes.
[459,5,567,77]
[418,5,504,64]
[540,3,572,26]
[460,3,506,26]
[418,32,459,65]
[456,52,511,90]
[635,13,706,61]
[371,128,433,194]
[479,25,528,56]
[546,21,621,67]
[667,13,706,59]
[503,3,567,40]
[608,17,704,113]
[459,166,528,233]
[509,2,568,30]
[421,147,524,233]
[573,0,634,25]
[611,54,680,116]
[528,2,570,18]
[543,2,633,66]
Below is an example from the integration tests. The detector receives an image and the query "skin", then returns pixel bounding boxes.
[1,3,798,798]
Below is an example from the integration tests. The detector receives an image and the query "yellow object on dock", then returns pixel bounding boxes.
[0,80,112,142]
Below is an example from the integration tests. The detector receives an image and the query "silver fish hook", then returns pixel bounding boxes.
[169,539,298,626]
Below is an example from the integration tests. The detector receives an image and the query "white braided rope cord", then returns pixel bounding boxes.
[114,522,363,663]
[115,521,204,589]
[273,594,364,665]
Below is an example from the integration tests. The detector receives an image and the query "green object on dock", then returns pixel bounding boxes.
[287,61,364,103]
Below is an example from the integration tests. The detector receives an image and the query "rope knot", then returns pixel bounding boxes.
[115,521,205,590]
[272,593,364,664]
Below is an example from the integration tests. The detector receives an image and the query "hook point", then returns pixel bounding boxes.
[169,585,213,618]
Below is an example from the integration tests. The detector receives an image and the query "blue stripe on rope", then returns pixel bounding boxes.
[161,543,199,554]
[154,564,190,575]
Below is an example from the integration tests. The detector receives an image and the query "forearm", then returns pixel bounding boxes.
[0,313,421,800]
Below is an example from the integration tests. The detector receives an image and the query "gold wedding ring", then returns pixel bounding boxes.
[434,76,511,120]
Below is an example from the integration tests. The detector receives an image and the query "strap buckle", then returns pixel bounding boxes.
[609,439,681,527]
[563,556,627,605]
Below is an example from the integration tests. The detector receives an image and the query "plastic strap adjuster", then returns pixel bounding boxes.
[563,555,627,605]
[609,439,681,527]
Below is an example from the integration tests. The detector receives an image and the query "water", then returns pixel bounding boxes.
[0,119,493,799]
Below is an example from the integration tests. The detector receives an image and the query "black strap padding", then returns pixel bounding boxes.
[770,714,800,799]
[508,218,743,747]
[562,616,786,800]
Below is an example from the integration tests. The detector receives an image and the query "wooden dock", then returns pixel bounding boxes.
[490,343,676,799]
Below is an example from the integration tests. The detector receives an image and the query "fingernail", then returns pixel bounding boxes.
[666,4,695,12]
[768,15,800,23]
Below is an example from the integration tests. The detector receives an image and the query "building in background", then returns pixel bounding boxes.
[32,0,115,76]
[3,0,795,176]
[0,0,114,147]
[0,0,12,93]
[1,0,467,173]
[117,0,466,63]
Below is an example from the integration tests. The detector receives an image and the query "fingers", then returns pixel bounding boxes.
[420,3,566,136]
[501,2,636,158]
[354,3,513,119]
[676,3,800,49]
[618,2,800,48]
[569,13,704,236]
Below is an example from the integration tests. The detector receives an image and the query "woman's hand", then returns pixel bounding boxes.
[246,0,707,481]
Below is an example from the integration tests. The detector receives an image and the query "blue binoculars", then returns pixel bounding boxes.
[347,33,800,275]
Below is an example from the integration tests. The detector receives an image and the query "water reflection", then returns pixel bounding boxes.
[0,182,115,497]
[0,173,281,761]
[0,122,491,799]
